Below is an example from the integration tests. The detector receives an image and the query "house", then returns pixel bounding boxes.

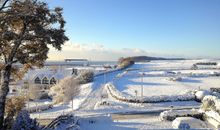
[33,73,64,85]
[23,68,72,89]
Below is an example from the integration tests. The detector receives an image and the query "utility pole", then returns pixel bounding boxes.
[27,72,30,110]
[141,73,143,98]
[27,87,30,110]
[72,95,74,112]
[135,90,138,100]
[104,73,107,84]
[140,67,144,98]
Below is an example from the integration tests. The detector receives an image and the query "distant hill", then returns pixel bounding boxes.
[126,56,185,62]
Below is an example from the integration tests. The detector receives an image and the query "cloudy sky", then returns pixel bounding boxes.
[48,41,172,61]
[47,0,220,61]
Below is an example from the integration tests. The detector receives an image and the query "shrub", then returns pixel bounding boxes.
[191,64,198,70]
[12,110,41,130]
[196,62,217,66]
[39,92,50,100]
[160,110,203,121]
[117,57,134,69]
[77,70,94,84]
[201,98,216,111]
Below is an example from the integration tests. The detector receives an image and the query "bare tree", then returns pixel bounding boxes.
[49,76,80,104]
[0,0,68,128]
[28,84,43,100]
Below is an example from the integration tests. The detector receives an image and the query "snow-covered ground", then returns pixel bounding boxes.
[28,59,220,129]
[114,60,220,97]
[114,76,220,97]
[129,59,220,70]
[30,83,93,119]
[79,114,172,130]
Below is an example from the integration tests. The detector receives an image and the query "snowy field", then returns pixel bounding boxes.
[114,60,220,97]
[114,75,220,97]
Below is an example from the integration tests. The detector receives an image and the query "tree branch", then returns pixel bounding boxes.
[3,54,7,64]
[0,0,10,11]
[11,60,18,64]
[8,21,27,64]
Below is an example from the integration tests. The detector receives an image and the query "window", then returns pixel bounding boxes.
[34,77,41,84]
[50,77,57,84]
[42,77,49,84]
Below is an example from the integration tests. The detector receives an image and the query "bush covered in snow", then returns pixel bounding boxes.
[160,109,203,121]
[94,101,123,110]
[201,95,219,112]
[201,96,220,128]
[212,92,220,99]
[195,90,211,101]
[77,70,94,84]
[217,63,220,69]
[191,64,198,70]
[210,88,220,93]
[172,117,206,129]
[210,72,220,76]
[168,77,183,82]
[12,110,41,130]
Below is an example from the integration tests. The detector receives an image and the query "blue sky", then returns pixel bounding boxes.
[48,0,220,60]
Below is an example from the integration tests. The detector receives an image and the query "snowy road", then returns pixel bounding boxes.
[79,113,173,130]
[78,85,105,110]
[78,69,124,111]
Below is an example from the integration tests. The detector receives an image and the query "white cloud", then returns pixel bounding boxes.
[48,41,174,61]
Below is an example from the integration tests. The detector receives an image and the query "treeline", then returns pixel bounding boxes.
[195,62,217,66]
[121,56,185,62]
